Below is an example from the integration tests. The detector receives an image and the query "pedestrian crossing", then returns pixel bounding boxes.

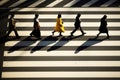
[0,0,119,8]
[1,7,120,80]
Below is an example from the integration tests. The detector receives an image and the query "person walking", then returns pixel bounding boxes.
[95,15,109,39]
[6,14,20,39]
[52,14,65,36]
[70,13,86,36]
[30,14,41,39]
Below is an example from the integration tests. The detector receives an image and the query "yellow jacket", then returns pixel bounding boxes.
[54,18,65,32]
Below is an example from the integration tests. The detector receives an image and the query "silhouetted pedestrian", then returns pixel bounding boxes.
[70,13,86,36]
[52,14,65,36]
[6,14,20,39]
[30,14,41,39]
[95,15,109,39]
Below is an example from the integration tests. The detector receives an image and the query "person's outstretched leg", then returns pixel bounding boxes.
[95,32,101,39]
[14,29,20,38]
[52,30,55,36]
[71,28,78,36]
[106,32,110,39]
[79,27,86,35]
[59,32,62,36]
[6,30,12,38]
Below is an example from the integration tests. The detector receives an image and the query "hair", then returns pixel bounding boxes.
[102,15,107,20]
[35,14,39,18]
[77,13,81,17]
[58,14,61,18]
[10,14,14,18]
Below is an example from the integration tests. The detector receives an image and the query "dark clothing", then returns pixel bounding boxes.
[99,18,108,33]
[95,15,109,39]
[71,16,84,35]
[6,18,19,37]
[75,17,80,28]
[30,18,41,38]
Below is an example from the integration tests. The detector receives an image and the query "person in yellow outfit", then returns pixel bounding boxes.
[52,14,65,36]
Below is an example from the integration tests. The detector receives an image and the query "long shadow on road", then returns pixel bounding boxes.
[75,37,108,54]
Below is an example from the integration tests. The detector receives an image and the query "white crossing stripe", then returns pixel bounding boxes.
[3,61,120,67]
[101,0,117,7]
[9,0,26,7]
[5,41,120,46]
[0,0,9,6]
[8,31,120,36]
[15,22,120,27]
[82,0,99,7]
[46,0,63,7]
[2,72,120,78]
[11,8,120,12]
[4,51,120,56]
[63,0,80,7]
[28,0,46,7]
[14,14,120,19]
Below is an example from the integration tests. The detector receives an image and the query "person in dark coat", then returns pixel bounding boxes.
[70,13,86,36]
[6,14,20,39]
[96,15,109,39]
[30,14,41,39]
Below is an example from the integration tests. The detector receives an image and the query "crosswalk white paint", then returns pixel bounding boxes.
[5,41,120,46]
[3,61,120,67]
[63,0,80,7]
[14,14,120,19]
[4,51,120,56]
[101,0,117,7]
[15,22,120,27]
[2,72,120,78]
[46,0,63,7]
[0,0,9,6]
[8,31,120,36]
[82,0,99,7]
[28,0,46,7]
[9,0,26,7]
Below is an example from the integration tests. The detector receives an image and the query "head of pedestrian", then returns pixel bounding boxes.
[103,15,107,19]
[102,15,107,21]
[35,14,39,18]
[77,13,81,17]
[58,14,61,18]
[10,14,14,18]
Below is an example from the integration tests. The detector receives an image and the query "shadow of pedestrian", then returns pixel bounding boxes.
[47,35,83,51]
[75,37,108,54]
[8,36,37,53]
[31,35,59,53]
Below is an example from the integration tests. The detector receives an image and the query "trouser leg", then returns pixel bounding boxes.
[96,32,101,39]
[59,32,62,36]
[71,28,78,36]
[106,32,110,38]
[6,30,12,37]
[79,27,85,34]
[13,29,19,37]
[52,30,55,35]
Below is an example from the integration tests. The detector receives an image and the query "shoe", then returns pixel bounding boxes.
[107,36,110,39]
[82,32,86,35]
[52,32,54,36]
[30,33,32,37]
[16,36,20,39]
[59,34,63,36]
[70,33,73,36]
